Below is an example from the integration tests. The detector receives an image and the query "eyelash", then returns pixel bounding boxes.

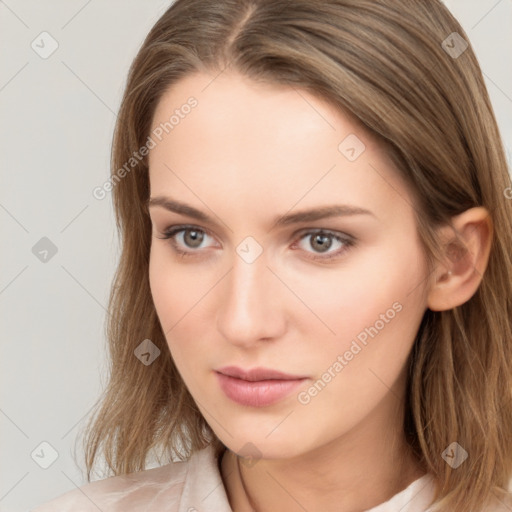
[156,224,356,262]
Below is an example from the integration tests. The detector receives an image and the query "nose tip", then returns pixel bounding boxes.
[215,251,286,347]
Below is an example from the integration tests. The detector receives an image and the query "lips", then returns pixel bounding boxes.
[215,366,308,407]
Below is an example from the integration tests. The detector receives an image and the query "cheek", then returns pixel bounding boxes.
[149,248,174,326]
[296,246,422,332]
[148,247,215,365]
[295,238,427,375]
[149,247,204,328]
[149,248,192,357]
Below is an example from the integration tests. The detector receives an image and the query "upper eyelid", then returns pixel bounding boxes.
[161,224,217,241]
[159,223,350,236]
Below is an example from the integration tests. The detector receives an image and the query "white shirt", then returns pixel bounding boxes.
[30,444,509,511]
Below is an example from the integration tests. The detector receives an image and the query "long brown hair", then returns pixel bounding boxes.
[79,1,512,510]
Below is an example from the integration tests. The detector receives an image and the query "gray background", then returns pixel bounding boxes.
[1,1,511,511]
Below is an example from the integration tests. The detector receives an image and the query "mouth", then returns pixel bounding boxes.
[214,366,309,407]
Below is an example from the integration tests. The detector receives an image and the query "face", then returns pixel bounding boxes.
[148,71,430,460]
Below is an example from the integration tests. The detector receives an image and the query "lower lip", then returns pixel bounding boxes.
[215,372,307,407]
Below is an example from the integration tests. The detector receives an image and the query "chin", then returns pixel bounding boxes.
[213,419,315,462]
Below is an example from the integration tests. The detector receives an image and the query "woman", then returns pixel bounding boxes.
[32,0,512,510]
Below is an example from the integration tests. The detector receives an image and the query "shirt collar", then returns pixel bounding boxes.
[178,444,232,512]
[177,444,438,512]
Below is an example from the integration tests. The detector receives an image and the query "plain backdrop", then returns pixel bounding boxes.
[1,1,511,511]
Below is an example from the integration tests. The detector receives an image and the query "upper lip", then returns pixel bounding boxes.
[216,366,307,381]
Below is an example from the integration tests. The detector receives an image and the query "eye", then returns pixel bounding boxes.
[292,229,355,261]
[155,225,216,258]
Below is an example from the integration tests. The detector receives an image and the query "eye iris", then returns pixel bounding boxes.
[184,230,204,248]
[311,233,332,253]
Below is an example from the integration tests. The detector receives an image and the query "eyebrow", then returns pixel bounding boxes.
[147,196,375,228]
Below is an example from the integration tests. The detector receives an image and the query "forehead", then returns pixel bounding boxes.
[149,70,375,159]
[148,71,414,226]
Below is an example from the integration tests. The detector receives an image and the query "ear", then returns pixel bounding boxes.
[427,207,493,312]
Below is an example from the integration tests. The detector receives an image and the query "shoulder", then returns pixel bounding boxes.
[472,475,512,512]
[30,460,188,512]
[482,485,512,512]
[30,444,229,512]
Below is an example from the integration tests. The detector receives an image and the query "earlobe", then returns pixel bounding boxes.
[427,207,493,312]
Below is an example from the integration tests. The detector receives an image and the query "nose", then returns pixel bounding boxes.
[215,246,287,348]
